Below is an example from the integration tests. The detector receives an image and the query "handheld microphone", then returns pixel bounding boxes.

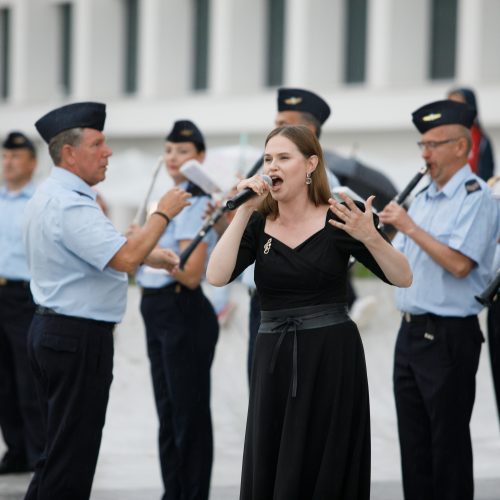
[225,175,272,210]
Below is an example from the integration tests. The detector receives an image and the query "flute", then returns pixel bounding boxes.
[475,268,500,307]
[132,156,164,226]
[178,155,264,270]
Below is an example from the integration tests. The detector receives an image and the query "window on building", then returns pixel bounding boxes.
[59,3,72,95]
[124,0,139,94]
[0,8,10,99]
[429,0,457,79]
[344,0,367,83]
[265,0,285,87]
[193,0,210,90]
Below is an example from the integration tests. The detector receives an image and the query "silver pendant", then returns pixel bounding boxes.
[264,238,272,254]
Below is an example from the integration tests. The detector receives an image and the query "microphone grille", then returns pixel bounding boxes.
[261,174,272,187]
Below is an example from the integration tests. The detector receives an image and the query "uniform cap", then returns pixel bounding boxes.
[277,88,331,125]
[35,101,106,143]
[166,120,205,151]
[412,99,476,134]
[2,131,36,154]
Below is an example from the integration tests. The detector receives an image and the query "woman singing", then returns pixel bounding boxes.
[136,120,219,500]
[207,125,412,499]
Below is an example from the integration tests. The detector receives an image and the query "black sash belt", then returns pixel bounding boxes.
[259,303,350,398]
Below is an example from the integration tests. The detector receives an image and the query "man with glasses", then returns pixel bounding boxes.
[379,99,500,500]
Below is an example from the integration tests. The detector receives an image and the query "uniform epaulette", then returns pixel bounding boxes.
[73,190,93,200]
[464,179,481,195]
[186,181,208,197]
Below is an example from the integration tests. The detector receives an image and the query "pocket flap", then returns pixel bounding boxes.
[40,334,78,353]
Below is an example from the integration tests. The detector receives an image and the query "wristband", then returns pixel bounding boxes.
[152,211,171,225]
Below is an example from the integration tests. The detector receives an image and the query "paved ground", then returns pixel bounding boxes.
[1,279,500,499]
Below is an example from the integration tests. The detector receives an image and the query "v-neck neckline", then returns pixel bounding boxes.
[263,209,332,251]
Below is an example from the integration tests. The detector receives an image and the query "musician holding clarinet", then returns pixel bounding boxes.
[134,120,219,500]
[483,176,500,430]
[379,99,500,500]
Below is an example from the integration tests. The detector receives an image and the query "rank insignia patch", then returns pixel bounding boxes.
[465,179,481,194]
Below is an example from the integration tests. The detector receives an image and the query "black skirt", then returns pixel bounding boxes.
[240,319,370,500]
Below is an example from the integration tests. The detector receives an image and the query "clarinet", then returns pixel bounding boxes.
[178,155,264,270]
[348,165,429,269]
[475,268,500,307]
[378,165,428,233]
[394,165,429,205]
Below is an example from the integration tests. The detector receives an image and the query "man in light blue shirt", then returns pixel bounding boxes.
[380,99,500,500]
[23,102,191,500]
[0,132,44,475]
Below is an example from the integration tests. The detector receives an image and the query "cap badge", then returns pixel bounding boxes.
[422,113,442,122]
[284,97,302,106]
[13,136,25,145]
[180,129,194,137]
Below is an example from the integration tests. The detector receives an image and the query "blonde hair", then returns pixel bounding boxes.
[259,125,331,219]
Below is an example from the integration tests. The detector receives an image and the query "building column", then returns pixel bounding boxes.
[9,0,29,102]
[139,0,190,98]
[284,0,344,88]
[456,0,482,84]
[73,0,93,99]
[283,0,309,86]
[210,0,264,94]
[366,0,392,88]
[367,0,429,87]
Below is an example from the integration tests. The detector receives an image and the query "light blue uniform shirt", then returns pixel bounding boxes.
[23,167,128,322]
[0,182,35,280]
[136,183,217,288]
[393,165,500,316]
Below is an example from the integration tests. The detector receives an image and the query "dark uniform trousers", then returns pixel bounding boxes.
[394,314,483,500]
[140,284,219,500]
[25,312,114,500]
[0,282,44,466]
[487,299,500,428]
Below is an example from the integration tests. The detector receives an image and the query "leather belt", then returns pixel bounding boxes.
[35,306,115,329]
[402,312,430,323]
[0,277,29,288]
[142,282,183,296]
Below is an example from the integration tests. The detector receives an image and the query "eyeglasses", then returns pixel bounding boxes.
[416,138,459,151]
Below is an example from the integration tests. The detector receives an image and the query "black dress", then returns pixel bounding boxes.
[230,208,391,500]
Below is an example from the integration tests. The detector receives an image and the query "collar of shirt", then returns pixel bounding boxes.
[0,181,36,199]
[51,166,97,201]
[426,164,471,200]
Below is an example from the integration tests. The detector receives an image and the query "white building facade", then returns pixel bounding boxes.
[1,0,499,198]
